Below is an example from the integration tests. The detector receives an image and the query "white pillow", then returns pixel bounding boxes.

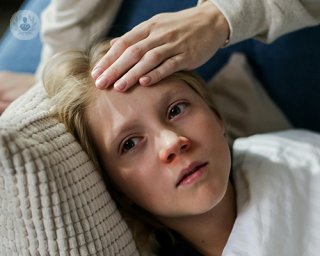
[225,129,320,256]
[0,82,139,256]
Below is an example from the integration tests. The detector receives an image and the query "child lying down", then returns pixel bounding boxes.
[43,40,320,256]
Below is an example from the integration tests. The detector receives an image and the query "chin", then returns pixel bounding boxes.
[192,179,228,214]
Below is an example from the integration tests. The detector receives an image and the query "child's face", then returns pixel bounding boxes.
[87,77,231,219]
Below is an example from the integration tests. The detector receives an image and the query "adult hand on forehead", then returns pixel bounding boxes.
[92,1,229,92]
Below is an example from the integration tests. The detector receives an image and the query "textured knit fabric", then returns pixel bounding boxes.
[0,82,139,256]
[35,0,123,80]
[203,0,320,46]
[34,0,320,80]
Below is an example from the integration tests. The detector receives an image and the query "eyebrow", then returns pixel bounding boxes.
[109,86,188,150]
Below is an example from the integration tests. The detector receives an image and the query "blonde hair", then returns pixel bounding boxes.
[43,40,223,253]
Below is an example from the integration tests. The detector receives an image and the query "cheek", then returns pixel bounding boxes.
[110,160,162,207]
[116,166,176,215]
[196,112,224,146]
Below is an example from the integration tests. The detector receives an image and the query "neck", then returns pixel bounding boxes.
[158,181,236,256]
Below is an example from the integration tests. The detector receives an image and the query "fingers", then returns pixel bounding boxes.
[110,37,119,46]
[95,38,165,90]
[92,29,148,80]
[139,54,185,87]
[112,44,177,92]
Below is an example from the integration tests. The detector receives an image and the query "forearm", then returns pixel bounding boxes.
[196,1,230,47]
[198,0,320,46]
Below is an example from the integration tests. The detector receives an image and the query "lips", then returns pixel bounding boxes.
[176,161,208,187]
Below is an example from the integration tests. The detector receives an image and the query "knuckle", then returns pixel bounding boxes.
[166,58,179,71]
[128,46,143,59]
[152,69,162,82]
[133,21,145,31]
[115,38,130,51]
[162,29,176,39]
[151,13,162,21]
[137,21,147,32]
[108,66,119,78]
[99,57,111,68]
[128,69,139,82]
[145,20,157,31]
[146,51,161,63]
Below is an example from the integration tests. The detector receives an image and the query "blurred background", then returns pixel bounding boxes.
[0,0,24,39]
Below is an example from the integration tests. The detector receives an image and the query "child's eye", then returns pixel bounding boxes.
[120,102,188,155]
[121,137,141,154]
[168,102,188,119]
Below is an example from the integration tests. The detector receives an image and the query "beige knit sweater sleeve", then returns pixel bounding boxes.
[198,0,320,46]
[35,0,123,81]
[36,0,320,81]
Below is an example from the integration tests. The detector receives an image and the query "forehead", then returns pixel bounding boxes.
[87,77,197,146]
[90,77,194,120]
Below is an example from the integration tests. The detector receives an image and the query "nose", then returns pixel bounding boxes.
[159,130,190,163]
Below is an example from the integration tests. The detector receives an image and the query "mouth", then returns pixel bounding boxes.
[176,162,208,187]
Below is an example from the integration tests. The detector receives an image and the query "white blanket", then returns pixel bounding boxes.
[223,130,320,256]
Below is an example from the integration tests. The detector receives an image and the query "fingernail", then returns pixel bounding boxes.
[96,76,108,88]
[114,79,127,91]
[91,67,103,79]
[140,75,151,85]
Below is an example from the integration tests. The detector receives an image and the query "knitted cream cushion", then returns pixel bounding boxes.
[0,82,139,256]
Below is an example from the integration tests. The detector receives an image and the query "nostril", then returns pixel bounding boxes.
[181,145,187,150]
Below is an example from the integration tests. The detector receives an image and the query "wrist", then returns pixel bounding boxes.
[198,1,230,47]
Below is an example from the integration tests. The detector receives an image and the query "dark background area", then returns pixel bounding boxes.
[0,0,25,39]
